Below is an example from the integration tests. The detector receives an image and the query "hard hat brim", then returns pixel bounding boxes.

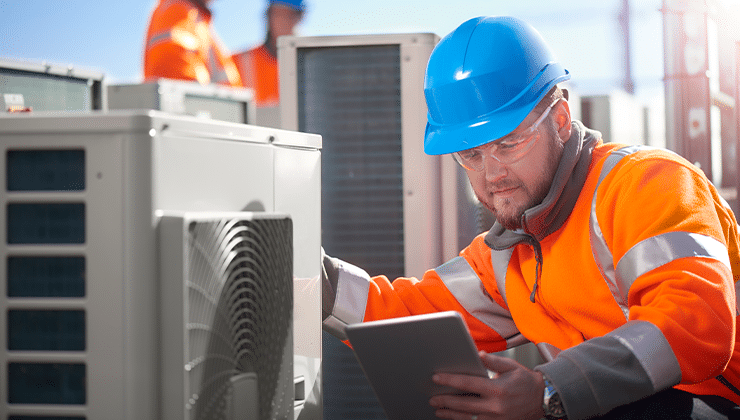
[425,105,530,155]
[424,66,570,156]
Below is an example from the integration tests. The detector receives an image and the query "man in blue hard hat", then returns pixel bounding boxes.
[232,0,305,107]
[321,15,740,420]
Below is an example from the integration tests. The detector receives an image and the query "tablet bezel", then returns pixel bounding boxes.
[345,311,490,420]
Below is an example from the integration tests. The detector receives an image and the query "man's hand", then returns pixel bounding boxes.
[429,351,546,420]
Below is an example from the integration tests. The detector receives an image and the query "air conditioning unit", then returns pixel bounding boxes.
[158,212,294,420]
[0,57,106,112]
[279,32,491,420]
[0,110,322,420]
[108,78,257,125]
[580,90,648,145]
[279,32,445,281]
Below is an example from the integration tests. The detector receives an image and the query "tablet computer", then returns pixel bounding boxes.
[344,311,490,420]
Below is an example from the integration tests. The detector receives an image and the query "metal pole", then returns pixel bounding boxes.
[619,0,635,94]
[662,0,713,181]
[735,40,740,214]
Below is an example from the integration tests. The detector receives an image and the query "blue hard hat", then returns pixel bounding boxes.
[423,16,570,155]
[269,0,305,12]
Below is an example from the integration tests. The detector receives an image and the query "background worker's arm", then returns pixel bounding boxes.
[144,3,211,84]
[145,41,210,84]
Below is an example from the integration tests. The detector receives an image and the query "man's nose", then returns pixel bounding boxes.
[483,154,507,182]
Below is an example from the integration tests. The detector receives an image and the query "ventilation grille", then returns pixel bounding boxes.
[298,44,405,280]
[184,216,293,420]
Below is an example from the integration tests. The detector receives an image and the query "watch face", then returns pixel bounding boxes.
[545,392,566,419]
[543,377,566,419]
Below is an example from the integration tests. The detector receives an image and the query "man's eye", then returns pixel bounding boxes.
[497,141,517,150]
[498,137,525,150]
[468,150,483,160]
[459,150,477,160]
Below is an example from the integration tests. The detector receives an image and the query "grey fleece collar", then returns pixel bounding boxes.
[485,121,601,250]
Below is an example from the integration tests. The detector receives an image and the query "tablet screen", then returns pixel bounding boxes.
[345,311,490,420]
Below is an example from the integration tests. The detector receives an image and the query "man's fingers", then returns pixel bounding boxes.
[479,351,521,374]
[429,392,490,415]
[433,372,490,394]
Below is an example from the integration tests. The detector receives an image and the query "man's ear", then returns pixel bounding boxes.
[555,100,572,142]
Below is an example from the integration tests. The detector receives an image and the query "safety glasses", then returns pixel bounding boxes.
[452,99,560,171]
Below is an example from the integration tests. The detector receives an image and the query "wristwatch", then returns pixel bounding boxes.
[541,373,567,419]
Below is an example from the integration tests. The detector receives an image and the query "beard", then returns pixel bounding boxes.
[477,131,564,231]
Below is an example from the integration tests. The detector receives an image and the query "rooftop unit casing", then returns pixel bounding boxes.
[108,78,257,125]
[0,58,106,112]
[279,32,486,420]
[0,110,322,420]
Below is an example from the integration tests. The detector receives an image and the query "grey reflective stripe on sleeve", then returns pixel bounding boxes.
[589,146,645,319]
[146,30,173,50]
[323,261,371,341]
[537,320,681,419]
[591,145,733,321]
[436,257,527,348]
[606,320,682,391]
[616,232,732,297]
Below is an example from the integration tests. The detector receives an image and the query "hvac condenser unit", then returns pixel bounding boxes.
[0,58,106,112]
[279,32,448,280]
[108,78,257,125]
[158,212,294,420]
[580,90,649,146]
[0,110,322,420]
[279,32,489,420]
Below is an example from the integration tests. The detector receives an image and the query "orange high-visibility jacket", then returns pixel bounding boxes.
[323,122,740,419]
[143,0,242,87]
[232,45,279,107]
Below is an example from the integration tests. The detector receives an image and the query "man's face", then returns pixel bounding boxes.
[464,106,566,231]
[269,5,303,39]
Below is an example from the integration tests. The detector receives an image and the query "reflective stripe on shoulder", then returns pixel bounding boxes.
[233,52,254,88]
[146,0,190,50]
[589,146,647,319]
[207,47,228,84]
[616,232,731,296]
[436,256,528,348]
[606,320,682,391]
[324,261,370,340]
[589,145,732,319]
[146,30,173,50]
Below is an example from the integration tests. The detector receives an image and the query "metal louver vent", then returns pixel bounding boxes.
[298,44,404,280]
[184,216,293,420]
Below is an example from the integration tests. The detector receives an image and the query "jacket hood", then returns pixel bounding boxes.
[485,120,601,250]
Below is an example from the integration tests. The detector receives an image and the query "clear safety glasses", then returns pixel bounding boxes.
[452,99,560,171]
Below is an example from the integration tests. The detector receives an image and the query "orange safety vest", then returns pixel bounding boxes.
[232,45,279,108]
[143,0,242,87]
[323,122,740,417]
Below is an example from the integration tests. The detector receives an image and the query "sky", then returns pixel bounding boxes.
[1,0,738,99]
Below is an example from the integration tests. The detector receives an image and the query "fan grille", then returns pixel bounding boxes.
[185,217,293,420]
